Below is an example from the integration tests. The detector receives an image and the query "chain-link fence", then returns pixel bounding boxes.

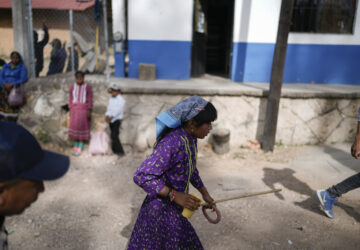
[31,2,111,78]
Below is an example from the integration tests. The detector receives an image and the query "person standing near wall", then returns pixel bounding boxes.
[316,108,360,218]
[105,83,126,156]
[47,38,67,76]
[68,71,93,156]
[66,43,79,72]
[34,24,49,77]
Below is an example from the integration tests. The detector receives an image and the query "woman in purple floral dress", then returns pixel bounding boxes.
[128,96,217,249]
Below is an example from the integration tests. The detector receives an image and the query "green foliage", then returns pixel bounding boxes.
[36,129,51,144]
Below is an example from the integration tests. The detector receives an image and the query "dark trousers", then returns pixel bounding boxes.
[109,120,124,155]
[328,173,360,197]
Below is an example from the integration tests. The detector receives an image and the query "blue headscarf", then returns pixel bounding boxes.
[156,96,208,139]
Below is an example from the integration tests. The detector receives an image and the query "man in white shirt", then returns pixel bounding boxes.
[105,83,126,156]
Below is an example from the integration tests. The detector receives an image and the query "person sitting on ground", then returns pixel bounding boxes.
[68,71,93,156]
[105,83,126,156]
[0,51,28,122]
[47,38,67,75]
[0,121,69,249]
[316,107,360,218]
[34,24,49,77]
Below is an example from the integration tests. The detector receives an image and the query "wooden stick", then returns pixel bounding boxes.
[201,189,282,206]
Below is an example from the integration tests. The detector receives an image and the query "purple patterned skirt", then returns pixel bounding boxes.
[128,196,203,249]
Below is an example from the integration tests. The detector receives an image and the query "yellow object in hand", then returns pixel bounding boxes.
[181,193,202,219]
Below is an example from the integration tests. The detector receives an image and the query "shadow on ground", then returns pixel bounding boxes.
[324,145,360,172]
[262,167,360,222]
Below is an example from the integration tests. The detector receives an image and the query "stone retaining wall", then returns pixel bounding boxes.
[19,74,360,151]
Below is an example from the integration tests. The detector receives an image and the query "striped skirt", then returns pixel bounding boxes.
[68,104,91,141]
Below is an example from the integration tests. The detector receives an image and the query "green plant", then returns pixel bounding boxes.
[275,140,284,147]
[36,129,51,144]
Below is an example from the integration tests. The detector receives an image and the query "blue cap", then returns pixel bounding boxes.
[0,121,69,182]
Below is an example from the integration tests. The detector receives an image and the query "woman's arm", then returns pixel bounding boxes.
[133,139,175,198]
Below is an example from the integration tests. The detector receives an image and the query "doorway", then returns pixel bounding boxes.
[191,0,234,78]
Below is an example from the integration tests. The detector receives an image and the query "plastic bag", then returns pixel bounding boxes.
[88,130,110,155]
[8,85,25,107]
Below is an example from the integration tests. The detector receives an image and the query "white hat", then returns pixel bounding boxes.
[108,83,121,92]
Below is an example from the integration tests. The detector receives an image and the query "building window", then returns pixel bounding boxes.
[291,0,357,34]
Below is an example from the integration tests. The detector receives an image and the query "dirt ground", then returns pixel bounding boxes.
[5,143,360,250]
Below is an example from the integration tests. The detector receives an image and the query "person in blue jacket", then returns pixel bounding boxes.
[0,51,28,122]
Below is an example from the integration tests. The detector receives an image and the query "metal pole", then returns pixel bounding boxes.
[26,0,35,78]
[103,0,110,80]
[69,10,75,72]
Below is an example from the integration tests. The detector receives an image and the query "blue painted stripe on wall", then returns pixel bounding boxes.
[231,42,360,84]
[114,51,125,78]
[128,40,192,80]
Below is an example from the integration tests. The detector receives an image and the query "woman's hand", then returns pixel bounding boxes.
[173,192,201,211]
[202,193,215,209]
[198,186,215,209]
[87,110,92,120]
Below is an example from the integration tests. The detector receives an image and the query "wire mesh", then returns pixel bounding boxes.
[30,5,110,77]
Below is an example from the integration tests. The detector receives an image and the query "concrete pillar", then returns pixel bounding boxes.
[11,0,35,78]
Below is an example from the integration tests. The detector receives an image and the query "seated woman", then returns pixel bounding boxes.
[0,51,28,122]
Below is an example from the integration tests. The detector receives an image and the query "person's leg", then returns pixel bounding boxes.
[110,120,124,155]
[327,173,360,197]
[78,141,84,154]
[117,120,125,155]
[72,141,79,155]
[316,172,360,218]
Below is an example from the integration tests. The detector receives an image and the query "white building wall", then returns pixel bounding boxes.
[127,0,193,41]
[233,0,360,45]
[233,0,281,43]
[112,0,126,37]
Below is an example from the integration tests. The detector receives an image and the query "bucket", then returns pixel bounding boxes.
[181,193,202,219]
